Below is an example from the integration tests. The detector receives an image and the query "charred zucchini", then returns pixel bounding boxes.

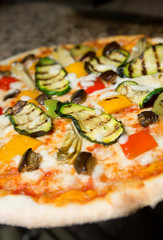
[118,44,163,78]
[70,44,94,60]
[6,100,52,137]
[116,80,163,108]
[85,49,129,74]
[56,103,123,145]
[153,92,163,116]
[35,57,70,96]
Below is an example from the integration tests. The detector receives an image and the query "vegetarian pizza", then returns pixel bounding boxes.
[0,35,163,228]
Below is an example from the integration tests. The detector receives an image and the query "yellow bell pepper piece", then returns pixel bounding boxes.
[96,47,103,57]
[65,62,88,78]
[0,135,42,167]
[16,90,40,106]
[98,95,132,114]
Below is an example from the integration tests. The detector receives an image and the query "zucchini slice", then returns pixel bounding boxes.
[35,57,70,96]
[85,49,129,74]
[56,103,123,145]
[6,100,52,137]
[116,81,163,108]
[117,44,163,78]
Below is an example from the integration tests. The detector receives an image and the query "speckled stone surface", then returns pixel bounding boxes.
[0,1,163,60]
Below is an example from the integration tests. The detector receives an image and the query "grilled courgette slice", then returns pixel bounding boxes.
[85,49,129,74]
[56,103,123,145]
[116,81,163,108]
[35,57,70,96]
[117,44,163,78]
[6,100,52,137]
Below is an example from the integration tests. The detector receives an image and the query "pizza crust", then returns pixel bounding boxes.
[0,174,162,228]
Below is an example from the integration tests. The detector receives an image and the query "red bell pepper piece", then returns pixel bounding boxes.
[0,107,3,115]
[120,131,158,159]
[0,76,19,91]
[79,77,105,94]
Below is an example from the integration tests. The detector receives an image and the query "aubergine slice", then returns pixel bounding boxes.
[35,57,70,96]
[85,49,129,74]
[116,80,163,108]
[6,100,52,137]
[117,44,163,78]
[56,103,123,146]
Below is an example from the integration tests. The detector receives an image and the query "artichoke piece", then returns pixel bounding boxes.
[18,148,41,173]
[127,38,151,62]
[52,46,75,68]
[11,62,35,89]
[56,123,82,164]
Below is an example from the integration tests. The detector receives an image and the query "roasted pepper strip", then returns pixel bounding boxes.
[79,77,105,94]
[65,62,88,78]
[16,90,40,105]
[120,131,158,159]
[0,135,42,166]
[98,95,132,114]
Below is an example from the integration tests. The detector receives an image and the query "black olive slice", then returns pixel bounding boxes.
[99,70,118,83]
[80,51,96,62]
[103,41,120,56]
[74,152,95,174]
[71,89,87,104]
[35,93,51,105]
[3,89,20,101]
[21,54,36,64]
[137,111,158,127]
[18,148,41,173]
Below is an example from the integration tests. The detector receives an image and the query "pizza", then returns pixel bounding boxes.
[0,34,163,228]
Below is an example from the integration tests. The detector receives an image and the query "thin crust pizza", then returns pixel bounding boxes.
[0,35,163,228]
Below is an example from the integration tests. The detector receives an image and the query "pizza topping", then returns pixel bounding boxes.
[118,43,163,78]
[57,102,123,145]
[79,77,105,94]
[71,89,87,104]
[0,135,42,166]
[44,99,60,118]
[35,93,51,105]
[127,38,150,62]
[21,54,36,64]
[137,111,159,127]
[99,70,118,83]
[70,44,94,60]
[120,131,158,159]
[65,62,88,78]
[116,80,163,108]
[153,92,163,116]
[103,41,120,56]
[16,90,40,106]
[56,123,82,164]
[84,57,117,74]
[0,107,3,115]
[0,76,19,91]
[11,62,35,89]
[35,57,70,96]
[98,95,132,114]
[52,46,75,67]
[18,148,41,173]
[3,89,20,101]
[74,151,95,174]
[6,101,52,137]
[80,51,96,62]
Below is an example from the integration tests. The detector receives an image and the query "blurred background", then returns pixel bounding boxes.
[0,0,163,239]
[0,0,163,60]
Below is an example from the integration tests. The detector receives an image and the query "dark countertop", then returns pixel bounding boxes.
[0,1,163,60]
